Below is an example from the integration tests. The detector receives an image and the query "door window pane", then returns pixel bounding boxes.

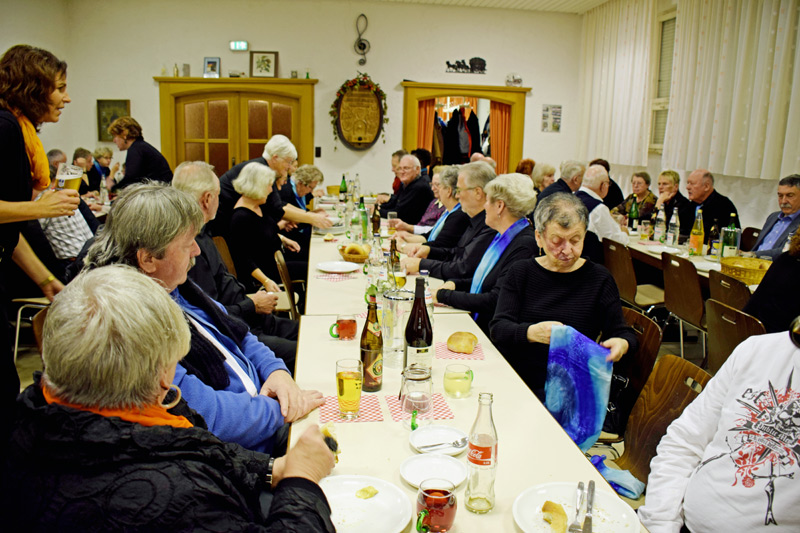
[184,102,205,139]
[248,100,269,139]
[208,143,230,174]
[208,100,229,140]
[249,143,264,160]
[272,103,292,138]
[184,142,204,161]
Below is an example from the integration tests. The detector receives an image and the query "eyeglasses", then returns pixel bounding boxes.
[454,186,477,195]
[397,166,415,172]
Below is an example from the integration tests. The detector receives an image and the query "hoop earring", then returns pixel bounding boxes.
[161,384,182,410]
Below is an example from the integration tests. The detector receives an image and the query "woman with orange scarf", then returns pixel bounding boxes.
[0,44,81,450]
[4,266,337,531]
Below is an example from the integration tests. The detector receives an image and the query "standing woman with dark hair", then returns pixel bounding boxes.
[0,44,80,448]
[107,116,173,190]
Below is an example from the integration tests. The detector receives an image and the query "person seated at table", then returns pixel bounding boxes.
[515,158,536,178]
[377,154,434,225]
[173,161,299,370]
[751,174,800,259]
[744,227,800,334]
[415,164,448,228]
[535,160,585,211]
[612,171,657,226]
[228,161,306,293]
[3,265,336,531]
[575,164,628,263]
[85,183,324,454]
[434,173,537,334]
[87,145,118,193]
[70,147,93,194]
[587,158,624,209]
[652,169,693,236]
[107,116,173,189]
[685,169,740,240]
[531,162,556,194]
[389,148,408,195]
[489,192,637,400]
[393,166,469,249]
[638,325,800,533]
[279,163,325,263]
[402,161,497,280]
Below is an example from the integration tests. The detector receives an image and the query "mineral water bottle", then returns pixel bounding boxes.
[666,220,678,246]
[466,392,497,514]
[420,269,434,327]
[653,207,666,243]
[99,176,110,205]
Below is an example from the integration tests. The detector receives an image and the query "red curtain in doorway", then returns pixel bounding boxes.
[490,101,510,174]
[417,99,435,150]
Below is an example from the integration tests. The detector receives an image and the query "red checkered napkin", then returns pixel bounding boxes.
[384,393,454,422]
[315,273,357,282]
[435,341,485,360]
[318,394,383,423]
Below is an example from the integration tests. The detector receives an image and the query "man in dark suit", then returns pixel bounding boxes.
[686,169,740,241]
[378,154,434,225]
[753,175,800,259]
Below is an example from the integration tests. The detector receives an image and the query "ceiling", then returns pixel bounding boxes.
[367,0,609,15]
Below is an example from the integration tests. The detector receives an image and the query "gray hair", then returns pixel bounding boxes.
[232,162,275,199]
[632,171,651,187]
[582,164,609,189]
[560,160,586,182]
[531,163,556,189]
[779,174,800,189]
[172,161,219,201]
[485,173,538,218]
[262,134,297,161]
[460,161,496,190]
[438,166,459,193]
[400,154,421,170]
[42,265,190,409]
[85,182,203,269]
[534,192,588,234]
[293,164,324,187]
[46,148,65,164]
[92,146,113,159]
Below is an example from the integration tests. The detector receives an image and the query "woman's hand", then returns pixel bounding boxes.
[280,235,301,253]
[35,189,80,218]
[262,278,281,293]
[41,278,64,301]
[526,321,564,344]
[310,212,333,229]
[601,337,629,362]
[261,370,324,422]
[277,219,297,232]
[392,219,413,232]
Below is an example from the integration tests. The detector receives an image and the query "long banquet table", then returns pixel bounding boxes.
[289,231,647,531]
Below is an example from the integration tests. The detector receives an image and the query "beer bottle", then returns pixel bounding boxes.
[360,295,383,392]
[389,239,400,287]
[404,277,433,369]
[339,174,347,202]
[465,392,497,514]
[688,207,704,256]
[707,220,720,257]
[727,212,738,230]
[371,202,381,234]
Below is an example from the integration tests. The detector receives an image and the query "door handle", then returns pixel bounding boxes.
[231,156,236,166]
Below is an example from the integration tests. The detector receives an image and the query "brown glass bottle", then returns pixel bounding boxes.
[371,203,381,234]
[404,277,433,369]
[361,295,383,391]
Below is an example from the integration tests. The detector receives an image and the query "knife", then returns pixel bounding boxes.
[583,480,594,533]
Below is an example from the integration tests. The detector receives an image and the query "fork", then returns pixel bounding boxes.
[567,481,585,532]
[417,437,468,451]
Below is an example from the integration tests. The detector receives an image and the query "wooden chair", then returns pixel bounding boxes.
[603,239,664,312]
[12,297,50,363]
[662,252,706,358]
[212,236,237,277]
[705,299,765,375]
[740,226,761,252]
[32,307,48,354]
[274,250,299,320]
[708,270,751,310]
[613,354,711,484]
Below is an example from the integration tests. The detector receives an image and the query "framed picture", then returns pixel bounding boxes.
[96,99,130,142]
[250,51,279,78]
[204,57,220,78]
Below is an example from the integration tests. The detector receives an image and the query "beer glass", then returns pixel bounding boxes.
[387,211,398,235]
[54,163,84,191]
[330,314,357,340]
[443,364,473,399]
[336,359,363,420]
[416,478,457,532]
[400,365,432,429]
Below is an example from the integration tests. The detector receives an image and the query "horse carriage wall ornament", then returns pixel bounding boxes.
[445,57,486,74]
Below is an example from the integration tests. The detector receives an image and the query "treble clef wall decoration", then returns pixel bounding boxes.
[354,13,370,65]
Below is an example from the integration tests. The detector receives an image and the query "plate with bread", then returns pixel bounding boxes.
[512,481,639,532]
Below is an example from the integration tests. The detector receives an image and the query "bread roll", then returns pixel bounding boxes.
[541,500,567,533]
[447,332,478,354]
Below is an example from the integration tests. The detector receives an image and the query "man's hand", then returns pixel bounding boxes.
[432,281,455,304]
[276,425,336,486]
[376,193,390,205]
[601,337,629,363]
[391,219,413,232]
[261,370,324,422]
[247,290,279,314]
[655,190,676,210]
[411,245,430,259]
[36,189,80,218]
[402,256,421,275]
[526,321,564,344]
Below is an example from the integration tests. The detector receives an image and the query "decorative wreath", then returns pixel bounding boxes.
[330,72,388,148]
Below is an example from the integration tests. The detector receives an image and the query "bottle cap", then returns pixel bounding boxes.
[420,270,429,276]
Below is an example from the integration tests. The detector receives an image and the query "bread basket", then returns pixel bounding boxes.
[338,243,370,263]
[720,256,772,285]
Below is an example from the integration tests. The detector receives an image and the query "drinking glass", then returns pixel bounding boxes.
[416,478,457,532]
[330,314,357,340]
[336,359,363,420]
[443,364,473,399]
[54,163,84,191]
[387,212,398,235]
[401,365,432,429]
[639,220,652,240]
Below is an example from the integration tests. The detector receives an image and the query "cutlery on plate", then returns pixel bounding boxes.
[567,481,585,532]
[417,437,468,450]
[583,480,594,533]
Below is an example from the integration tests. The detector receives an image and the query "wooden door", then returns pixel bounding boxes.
[238,92,300,163]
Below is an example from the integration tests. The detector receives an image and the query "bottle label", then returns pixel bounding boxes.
[367,320,381,337]
[468,442,495,466]
[406,345,432,368]
[362,350,383,380]
[689,234,704,255]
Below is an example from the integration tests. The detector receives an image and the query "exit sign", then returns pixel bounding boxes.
[229,41,248,51]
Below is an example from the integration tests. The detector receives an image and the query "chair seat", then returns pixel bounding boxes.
[12,297,50,306]
[275,291,294,312]
[634,284,665,307]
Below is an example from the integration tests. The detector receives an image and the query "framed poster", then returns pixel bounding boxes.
[96,99,130,142]
[204,57,220,78]
[250,51,279,78]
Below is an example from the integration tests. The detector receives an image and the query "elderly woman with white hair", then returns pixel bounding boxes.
[279,164,324,262]
[228,161,306,293]
[433,173,537,334]
[4,265,336,531]
[490,192,637,400]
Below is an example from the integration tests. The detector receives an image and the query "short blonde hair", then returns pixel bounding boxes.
[92,146,113,159]
[42,265,190,409]
[293,164,323,187]
[659,170,681,186]
[485,173,538,218]
[532,163,556,189]
[233,162,275,199]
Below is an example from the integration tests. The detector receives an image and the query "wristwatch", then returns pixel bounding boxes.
[264,457,275,485]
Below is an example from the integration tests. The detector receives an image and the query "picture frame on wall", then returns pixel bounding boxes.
[96,99,130,142]
[250,51,279,78]
[204,57,220,78]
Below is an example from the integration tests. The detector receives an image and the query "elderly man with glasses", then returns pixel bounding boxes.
[378,154,434,225]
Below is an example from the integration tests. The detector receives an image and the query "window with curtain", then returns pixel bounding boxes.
[650,14,676,153]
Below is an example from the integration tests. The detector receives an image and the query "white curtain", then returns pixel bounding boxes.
[663,0,800,180]
[578,0,655,166]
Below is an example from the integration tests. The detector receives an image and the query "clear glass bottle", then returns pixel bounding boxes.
[465,392,497,514]
[99,176,110,206]
[420,269,434,326]
[689,208,704,256]
[358,196,369,242]
[365,233,382,301]
[653,206,666,243]
[666,219,678,246]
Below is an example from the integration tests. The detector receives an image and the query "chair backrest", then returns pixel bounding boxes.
[274,250,299,320]
[740,226,761,252]
[661,252,704,329]
[603,239,638,305]
[705,299,765,375]
[616,354,711,483]
[32,307,48,355]
[212,236,237,278]
[708,269,751,310]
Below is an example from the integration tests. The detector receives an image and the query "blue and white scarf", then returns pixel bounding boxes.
[470,217,529,295]
[428,203,461,241]
[290,178,306,210]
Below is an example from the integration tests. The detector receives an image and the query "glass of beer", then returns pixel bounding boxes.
[416,478,456,532]
[329,314,357,340]
[387,211,398,235]
[336,359,363,420]
[392,262,407,288]
[443,364,473,399]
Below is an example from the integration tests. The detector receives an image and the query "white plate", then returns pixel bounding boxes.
[314,225,347,235]
[320,475,411,533]
[400,454,467,488]
[409,425,467,456]
[692,259,722,272]
[512,481,640,533]
[317,261,361,273]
